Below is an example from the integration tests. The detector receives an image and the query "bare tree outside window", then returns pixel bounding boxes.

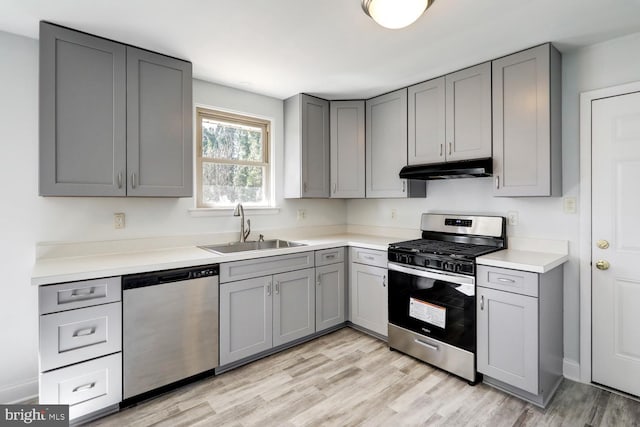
[196,108,271,208]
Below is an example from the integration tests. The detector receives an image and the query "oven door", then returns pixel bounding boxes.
[388,262,476,352]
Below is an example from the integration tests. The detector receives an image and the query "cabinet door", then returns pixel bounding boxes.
[126,47,193,197]
[219,276,273,366]
[493,44,561,196]
[366,89,408,198]
[273,268,316,346]
[301,95,330,197]
[316,263,345,332]
[477,286,539,394]
[408,77,446,165]
[39,22,126,196]
[350,263,388,337]
[445,62,492,161]
[330,101,365,198]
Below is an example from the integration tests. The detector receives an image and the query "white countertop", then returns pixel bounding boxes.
[31,234,396,286]
[477,249,569,273]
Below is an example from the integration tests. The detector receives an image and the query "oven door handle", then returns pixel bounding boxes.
[388,262,474,286]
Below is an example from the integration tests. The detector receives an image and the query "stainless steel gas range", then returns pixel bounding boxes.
[387,213,506,383]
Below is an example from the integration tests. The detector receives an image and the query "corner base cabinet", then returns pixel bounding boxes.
[476,265,563,407]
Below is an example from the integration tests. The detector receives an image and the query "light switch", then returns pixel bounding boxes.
[563,196,577,214]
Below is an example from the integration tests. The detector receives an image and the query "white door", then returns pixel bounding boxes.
[592,91,640,397]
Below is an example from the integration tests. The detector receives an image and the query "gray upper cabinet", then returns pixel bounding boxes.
[366,88,409,198]
[39,23,127,196]
[408,77,446,165]
[445,62,492,161]
[126,47,193,197]
[492,44,562,197]
[39,22,193,197]
[284,94,330,198]
[330,100,365,198]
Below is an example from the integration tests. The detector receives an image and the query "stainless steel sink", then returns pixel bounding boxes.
[199,239,306,254]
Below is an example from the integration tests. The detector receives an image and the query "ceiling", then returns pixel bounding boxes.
[2,0,640,100]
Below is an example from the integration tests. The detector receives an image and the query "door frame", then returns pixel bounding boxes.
[579,81,640,383]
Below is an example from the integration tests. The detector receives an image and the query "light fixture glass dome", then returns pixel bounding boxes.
[362,0,432,30]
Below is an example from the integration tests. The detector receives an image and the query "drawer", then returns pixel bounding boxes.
[315,247,345,267]
[477,265,539,297]
[350,247,387,268]
[39,276,121,314]
[39,302,121,372]
[220,251,314,283]
[40,353,122,420]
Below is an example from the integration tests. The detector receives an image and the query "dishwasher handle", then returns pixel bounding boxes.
[123,264,219,290]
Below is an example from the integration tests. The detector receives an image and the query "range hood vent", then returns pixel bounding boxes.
[399,158,493,180]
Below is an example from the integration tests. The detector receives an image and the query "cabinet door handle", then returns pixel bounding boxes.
[497,277,515,283]
[275,281,280,295]
[480,295,484,311]
[402,181,406,193]
[73,382,96,393]
[266,282,272,296]
[131,172,137,189]
[440,144,443,157]
[333,183,337,194]
[303,182,307,193]
[383,275,386,287]
[73,327,96,337]
[117,172,123,189]
[449,142,452,156]
[316,275,321,286]
[495,176,500,189]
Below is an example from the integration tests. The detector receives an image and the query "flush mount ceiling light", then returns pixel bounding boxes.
[361,0,435,29]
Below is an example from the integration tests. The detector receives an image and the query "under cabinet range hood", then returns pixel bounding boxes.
[399,158,493,180]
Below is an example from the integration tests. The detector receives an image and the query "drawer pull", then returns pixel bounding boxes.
[414,339,439,352]
[73,382,96,393]
[324,254,336,259]
[364,255,375,261]
[73,327,96,337]
[497,277,516,283]
[71,287,96,297]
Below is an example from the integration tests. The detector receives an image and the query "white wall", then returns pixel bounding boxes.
[0,30,345,402]
[348,31,640,372]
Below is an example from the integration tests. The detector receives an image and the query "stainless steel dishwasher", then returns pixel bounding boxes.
[122,264,219,401]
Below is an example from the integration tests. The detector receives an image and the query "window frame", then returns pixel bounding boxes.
[195,107,272,209]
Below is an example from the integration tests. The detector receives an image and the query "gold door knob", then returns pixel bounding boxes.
[595,260,610,270]
[596,240,610,249]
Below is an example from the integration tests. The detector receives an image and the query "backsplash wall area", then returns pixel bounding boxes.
[2,28,640,403]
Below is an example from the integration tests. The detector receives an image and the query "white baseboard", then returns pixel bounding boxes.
[563,358,581,382]
[0,378,38,404]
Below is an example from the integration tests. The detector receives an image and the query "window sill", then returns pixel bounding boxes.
[188,207,281,217]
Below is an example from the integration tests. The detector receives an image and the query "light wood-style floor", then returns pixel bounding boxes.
[89,328,640,426]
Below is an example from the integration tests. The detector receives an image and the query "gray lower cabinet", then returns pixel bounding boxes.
[284,94,330,198]
[492,43,562,197]
[39,22,192,197]
[330,100,365,198]
[219,253,317,366]
[315,248,346,332]
[349,247,388,337]
[38,276,122,421]
[476,265,563,407]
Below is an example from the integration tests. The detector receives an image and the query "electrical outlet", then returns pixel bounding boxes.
[507,211,519,226]
[563,196,577,214]
[297,209,306,221]
[391,209,397,220]
[114,212,125,229]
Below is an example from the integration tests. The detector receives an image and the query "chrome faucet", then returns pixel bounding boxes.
[233,203,251,242]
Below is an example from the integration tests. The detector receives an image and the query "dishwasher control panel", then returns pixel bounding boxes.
[123,264,219,290]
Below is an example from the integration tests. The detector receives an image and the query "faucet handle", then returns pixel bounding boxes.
[259,234,264,242]
[244,219,251,240]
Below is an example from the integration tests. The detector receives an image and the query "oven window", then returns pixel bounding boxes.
[388,269,475,352]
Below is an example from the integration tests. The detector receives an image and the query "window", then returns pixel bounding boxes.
[196,108,271,208]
